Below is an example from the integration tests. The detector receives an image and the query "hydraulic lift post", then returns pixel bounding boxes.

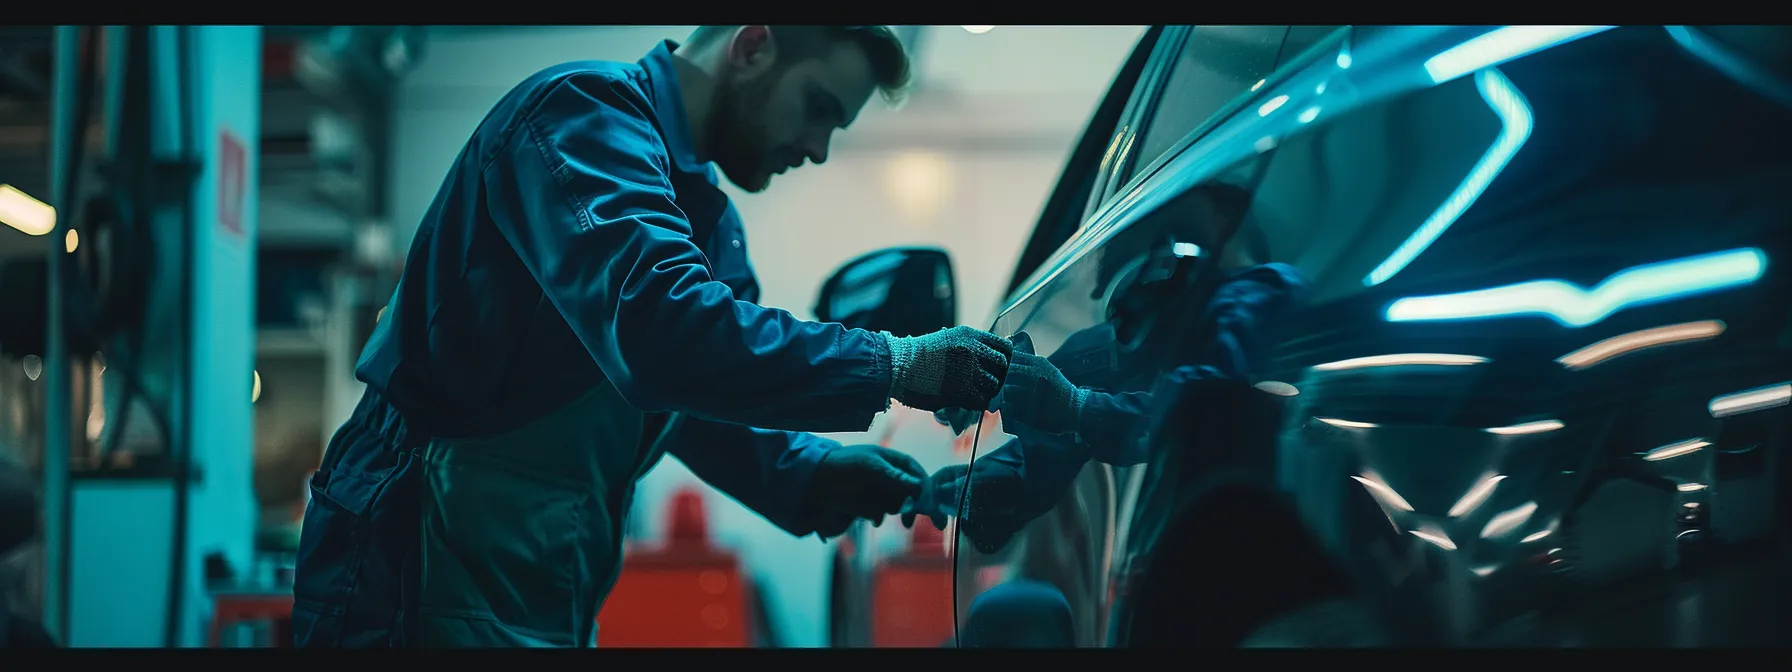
[45,25,261,647]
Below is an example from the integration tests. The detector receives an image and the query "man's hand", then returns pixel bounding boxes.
[803,445,927,527]
[900,460,1029,555]
[887,326,1013,413]
[994,349,1087,438]
[933,331,1083,440]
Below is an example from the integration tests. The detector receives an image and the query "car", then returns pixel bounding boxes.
[820,25,1792,647]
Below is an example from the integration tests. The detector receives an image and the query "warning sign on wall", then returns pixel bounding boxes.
[218,130,246,237]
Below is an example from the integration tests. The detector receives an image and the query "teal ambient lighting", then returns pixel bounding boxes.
[1385,248,1769,328]
[1424,26,1615,85]
[1364,68,1532,287]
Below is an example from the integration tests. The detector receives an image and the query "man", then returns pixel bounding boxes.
[292,26,1012,648]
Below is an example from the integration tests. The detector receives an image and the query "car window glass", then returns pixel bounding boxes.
[1278,25,1345,68]
[960,157,1275,647]
[1004,27,1166,300]
[1224,74,1503,309]
[955,26,1792,650]
[1114,26,1286,191]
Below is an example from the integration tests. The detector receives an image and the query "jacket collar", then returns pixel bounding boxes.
[638,39,708,176]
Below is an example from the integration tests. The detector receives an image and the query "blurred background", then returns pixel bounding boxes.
[0,24,1143,647]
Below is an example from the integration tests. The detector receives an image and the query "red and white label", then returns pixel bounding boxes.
[217,129,246,237]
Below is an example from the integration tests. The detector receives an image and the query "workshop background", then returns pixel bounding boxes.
[0,25,1143,647]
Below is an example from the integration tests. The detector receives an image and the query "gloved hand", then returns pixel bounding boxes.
[932,330,1034,436]
[900,460,1029,555]
[935,331,1086,441]
[993,349,1088,439]
[802,444,927,526]
[886,326,1013,413]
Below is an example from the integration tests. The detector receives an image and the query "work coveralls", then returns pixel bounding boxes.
[291,41,894,648]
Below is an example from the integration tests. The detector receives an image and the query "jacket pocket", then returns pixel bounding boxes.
[416,450,585,645]
[291,469,371,646]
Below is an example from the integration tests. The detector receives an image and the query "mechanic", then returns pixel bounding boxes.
[292,26,1012,648]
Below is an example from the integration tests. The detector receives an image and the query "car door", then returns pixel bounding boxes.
[951,24,1303,647]
[969,24,1792,649]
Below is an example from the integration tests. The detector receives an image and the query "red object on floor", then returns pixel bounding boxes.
[209,591,294,647]
[870,520,955,647]
[597,488,755,647]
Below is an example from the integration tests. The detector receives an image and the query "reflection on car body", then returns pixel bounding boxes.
[951,25,1792,647]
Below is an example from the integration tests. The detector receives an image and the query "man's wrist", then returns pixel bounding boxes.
[1069,388,1094,441]
[883,332,914,398]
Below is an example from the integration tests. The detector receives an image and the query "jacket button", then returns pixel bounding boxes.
[731,239,741,248]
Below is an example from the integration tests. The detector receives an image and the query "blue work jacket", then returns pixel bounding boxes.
[292,41,891,647]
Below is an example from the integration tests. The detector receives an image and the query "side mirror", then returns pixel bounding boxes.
[814,247,956,337]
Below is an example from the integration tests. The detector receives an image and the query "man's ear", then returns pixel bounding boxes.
[727,26,778,76]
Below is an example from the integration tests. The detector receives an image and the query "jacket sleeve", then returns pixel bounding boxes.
[981,437,1090,523]
[666,419,837,537]
[1076,264,1308,465]
[481,73,892,433]
[1179,264,1306,384]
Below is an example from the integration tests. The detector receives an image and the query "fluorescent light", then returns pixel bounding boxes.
[1480,501,1539,539]
[1318,417,1377,429]
[1351,474,1414,512]
[1709,383,1791,418]
[1643,439,1709,462]
[1254,381,1299,397]
[1424,26,1615,85]
[1449,474,1507,517]
[1387,248,1768,327]
[1485,420,1563,436]
[1365,68,1532,286]
[1313,353,1488,371]
[1410,529,1457,550]
[1258,94,1290,117]
[961,25,994,34]
[1557,320,1726,370]
[0,184,56,236]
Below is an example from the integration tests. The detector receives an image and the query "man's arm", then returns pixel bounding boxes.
[481,72,890,433]
[665,420,842,537]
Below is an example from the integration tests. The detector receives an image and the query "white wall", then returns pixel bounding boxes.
[382,25,1143,647]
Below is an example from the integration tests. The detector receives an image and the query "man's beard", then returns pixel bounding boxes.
[708,76,775,193]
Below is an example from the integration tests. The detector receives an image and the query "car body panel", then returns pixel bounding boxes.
[956,24,1792,647]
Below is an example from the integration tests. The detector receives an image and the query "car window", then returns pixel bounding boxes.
[1112,26,1288,192]
[1277,25,1344,68]
[1002,27,1166,300]
[957,25,1792,649]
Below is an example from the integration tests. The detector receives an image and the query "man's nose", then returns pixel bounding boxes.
[804,131,833,166]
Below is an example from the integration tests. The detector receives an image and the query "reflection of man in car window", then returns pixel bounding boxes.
[915,182,1308,551]
[918,182,1306,648]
